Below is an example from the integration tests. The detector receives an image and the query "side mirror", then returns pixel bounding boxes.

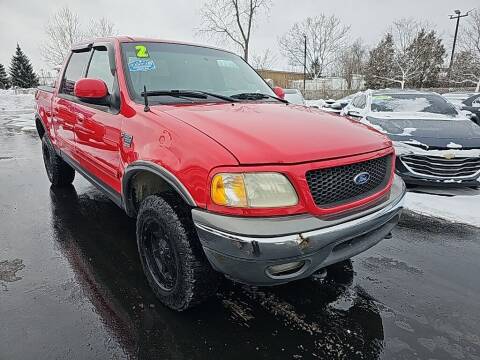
[348,109,361,118]
[273,86,285,100]
[74,78,109,105]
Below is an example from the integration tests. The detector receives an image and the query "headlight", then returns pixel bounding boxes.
[393,141,416,156]
[211,172,298,208]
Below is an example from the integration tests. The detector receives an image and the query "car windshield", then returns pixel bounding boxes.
[121,42,275,103]
[371,93,458,116]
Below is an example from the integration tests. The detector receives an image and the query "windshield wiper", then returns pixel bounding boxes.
[141,88,237,111]
[231,92,288,103]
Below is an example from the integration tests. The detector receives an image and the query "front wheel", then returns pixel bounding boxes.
[136,194,219,310]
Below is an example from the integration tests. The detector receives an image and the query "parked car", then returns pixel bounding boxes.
[283,88,306,105]
[35,37,405,310]
[322,93,357,113]
[455,93,480,125]
[343,89,480,188]
[442,91,478,107]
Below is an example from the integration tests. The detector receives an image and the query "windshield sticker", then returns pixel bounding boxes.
[372,95,392,100]
[216,59,239,69]
[128,57,156,72]
[135,45,150,58]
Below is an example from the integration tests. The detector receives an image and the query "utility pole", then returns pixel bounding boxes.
[303,35,307,91]
[448,9,471,72]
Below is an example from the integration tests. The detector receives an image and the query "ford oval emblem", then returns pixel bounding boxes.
[353,172,370,185]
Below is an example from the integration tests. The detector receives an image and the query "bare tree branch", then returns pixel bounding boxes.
[88,18,117,38]
[278,15,350,79]
[197,0,271,61]
[40,7,83,67]
[251,48,277,70]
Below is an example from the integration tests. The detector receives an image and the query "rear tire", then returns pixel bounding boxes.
[41,136,75,187]
[136,194,219,311]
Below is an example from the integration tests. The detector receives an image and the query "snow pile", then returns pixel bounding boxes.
[0,89,36,132]
[305,99,326,108]
[405,187,480,227]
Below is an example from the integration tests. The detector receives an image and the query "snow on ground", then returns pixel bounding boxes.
[0,90,479,227]
[0,89,36,132]
[405,187,480,227]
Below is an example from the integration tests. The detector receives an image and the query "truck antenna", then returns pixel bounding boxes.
[142,85,150,112]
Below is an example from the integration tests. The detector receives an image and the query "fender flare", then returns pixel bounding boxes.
[35,112,46,139]
[122,161,197,216]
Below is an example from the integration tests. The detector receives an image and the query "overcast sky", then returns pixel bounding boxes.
[0,0,478,73]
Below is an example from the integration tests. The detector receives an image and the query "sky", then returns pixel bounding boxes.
[0,0,478,73]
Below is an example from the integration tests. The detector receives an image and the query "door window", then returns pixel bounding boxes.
[86,47,115,94]
[352,94,366,109]
[60,50,91,95]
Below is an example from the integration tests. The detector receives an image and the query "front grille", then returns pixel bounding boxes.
[400,155,480,179]
[306,155,391,208]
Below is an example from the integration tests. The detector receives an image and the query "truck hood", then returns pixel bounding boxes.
[365,115,480,149]
[155,103,391,164]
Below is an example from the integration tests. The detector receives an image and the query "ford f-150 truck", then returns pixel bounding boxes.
[35,37,406,311]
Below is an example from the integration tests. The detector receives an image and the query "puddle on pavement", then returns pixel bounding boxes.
[0,258,25,283]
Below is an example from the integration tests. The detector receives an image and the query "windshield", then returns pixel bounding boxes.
[121,42,275,103]
[371,93,458,116]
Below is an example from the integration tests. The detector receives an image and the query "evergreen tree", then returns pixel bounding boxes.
[450,51,480,91]
[365,33,395,89]
[9,44,39,88]
[0,64,9,89]
[407,29,446,88]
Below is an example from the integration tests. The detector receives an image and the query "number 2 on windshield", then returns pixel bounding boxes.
[135,45,149,58]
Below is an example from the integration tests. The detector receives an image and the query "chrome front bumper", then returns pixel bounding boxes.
[193,175,406,285]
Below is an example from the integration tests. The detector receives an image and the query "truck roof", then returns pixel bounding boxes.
[72,36,229,54]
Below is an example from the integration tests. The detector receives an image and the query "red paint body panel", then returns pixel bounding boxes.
[159,103,391,165]
[36,37,395,218]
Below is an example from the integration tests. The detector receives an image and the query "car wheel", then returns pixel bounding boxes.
[136,194,219,310]
[41,136,75,187]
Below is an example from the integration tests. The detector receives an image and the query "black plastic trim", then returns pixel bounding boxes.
[123,161,197,216]
[60,152,124,209]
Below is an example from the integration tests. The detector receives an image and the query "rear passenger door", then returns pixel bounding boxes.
[53,49,91,157]
[73,44,122,194]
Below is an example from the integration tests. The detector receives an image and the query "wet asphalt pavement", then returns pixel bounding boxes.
[1,125,480,360]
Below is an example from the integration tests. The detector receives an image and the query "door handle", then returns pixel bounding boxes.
[77,113,85,123]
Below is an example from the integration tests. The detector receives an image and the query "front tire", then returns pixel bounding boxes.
[136,194,219,311]
[41,136,75,187]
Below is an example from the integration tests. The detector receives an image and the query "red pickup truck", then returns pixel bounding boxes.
[35,37,405,310]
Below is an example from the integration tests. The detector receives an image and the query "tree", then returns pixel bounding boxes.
[88,17,117,38]
[9,44,39,88]
[41,7,117,67]
[337,39,367,90]
[456,9,480,91]
[251,48,277,70]
[407,29,445,88]
[365,33,395,89]
[0,64,10,89]
[450,51,480,91]
[198,0,271,62]
[365,19,446,89]
[40,7,83,67]
[279,15,350,79]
